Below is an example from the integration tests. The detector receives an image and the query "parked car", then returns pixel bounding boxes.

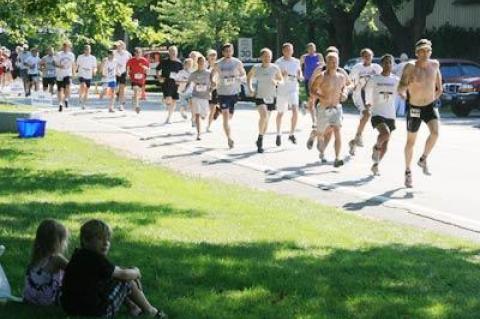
[142,47,169,84]
[438,59,480,117]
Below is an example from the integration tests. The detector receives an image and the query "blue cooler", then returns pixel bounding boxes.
[16,119,46,138]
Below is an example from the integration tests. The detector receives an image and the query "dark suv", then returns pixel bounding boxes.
[439,59,480,117]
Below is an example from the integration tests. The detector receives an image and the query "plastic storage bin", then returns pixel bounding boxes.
[16,119,46,138]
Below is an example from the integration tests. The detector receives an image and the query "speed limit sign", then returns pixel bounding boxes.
[238,38,253,61]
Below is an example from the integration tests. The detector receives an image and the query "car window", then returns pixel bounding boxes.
[440,64,462,78]
[460,64,480,77]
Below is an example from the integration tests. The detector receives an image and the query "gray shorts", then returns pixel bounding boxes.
[316,105,343,133]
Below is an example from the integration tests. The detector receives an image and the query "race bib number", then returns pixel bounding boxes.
[169,72,178,80]
[46,69,55,77]
[196,84,207,92]
[263,97,274,104]
[223,77,235,86]
[134,73,143,80]
[409,108,421,118]
[287,75,297,82]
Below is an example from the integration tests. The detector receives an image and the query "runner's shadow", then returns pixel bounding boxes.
[141,131,194,141]
[162,147,215,160]
[149,138,193,148]
[202,150,260,165]
[331,175,374,188]
[342,188,413,211]
[265,162,337,183]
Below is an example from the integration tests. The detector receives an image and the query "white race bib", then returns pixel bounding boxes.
[287,75,297,82]
[46,69,55,77]
[263,97,274,104]
[134,73,143,80]
[196,84,207,92]
[169,72,178,80]
[409,108,421,118]
[223,77,235,86]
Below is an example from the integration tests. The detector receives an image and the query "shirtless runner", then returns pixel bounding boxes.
[309,52,349,167]
[398,39,442,188]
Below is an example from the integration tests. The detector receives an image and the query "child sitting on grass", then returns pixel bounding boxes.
[60,219,167,318]
[23,219,69,306]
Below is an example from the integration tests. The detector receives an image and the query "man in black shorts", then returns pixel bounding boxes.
[156,46,183,124]
[398,39,442,188]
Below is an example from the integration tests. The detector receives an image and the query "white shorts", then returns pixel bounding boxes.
[191,97,209,117]
[352,90,366,112]
[317,105,343,133]
[276,92,299,113]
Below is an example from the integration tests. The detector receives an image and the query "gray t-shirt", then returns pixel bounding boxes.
[253,63,280,100]
[42,55,56,78]
[216,57,243,96]
[189,69,211,100]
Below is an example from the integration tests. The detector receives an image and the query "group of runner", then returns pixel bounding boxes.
[2,40,149,113]
[2,38,442,188]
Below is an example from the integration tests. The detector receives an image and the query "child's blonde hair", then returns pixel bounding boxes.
[31,219,68,266]
[80,219,111,248]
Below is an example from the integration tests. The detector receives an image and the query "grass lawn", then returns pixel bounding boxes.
[0,104,37,112]
[0,131,480,318]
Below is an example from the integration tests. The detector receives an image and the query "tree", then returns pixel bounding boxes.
[373,0,436,54]
[153,0,267,54]
[323,0,369,61]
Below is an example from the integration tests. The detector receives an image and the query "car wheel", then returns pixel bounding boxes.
[451,103,472,117]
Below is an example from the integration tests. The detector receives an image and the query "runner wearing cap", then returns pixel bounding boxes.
[398,39,442,188]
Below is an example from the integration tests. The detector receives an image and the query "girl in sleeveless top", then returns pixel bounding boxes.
[23,219,69,306]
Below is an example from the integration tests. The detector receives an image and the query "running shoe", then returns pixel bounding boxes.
[228,138,234,149]
[181,112,188,120]
[306,135,314,150]
[135,106,140,114]
[288,135,297,144]
[58,104,63,112]
[276,135,281,146]
[355,135,364,147]
[405,170,413,188]
[348,140,356,156]
[371,163,379,176]
[417,157,431,175]
[333,159,344,168]
[319,152,327,164]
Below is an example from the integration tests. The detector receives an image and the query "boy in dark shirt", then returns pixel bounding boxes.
[61,219,167,318]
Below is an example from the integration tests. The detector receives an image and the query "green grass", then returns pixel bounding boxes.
[0,104,37,112]
[0,131,480,318]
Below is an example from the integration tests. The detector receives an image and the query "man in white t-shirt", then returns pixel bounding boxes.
[348,48,382,155]
[113,40,132,111]
[76,45,97,109]
[25,47,41,93]
[275,43,303,147]
[54,41,75,112]
[364,54,399,175]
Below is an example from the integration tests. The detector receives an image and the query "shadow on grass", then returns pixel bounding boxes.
[0,168,131,195]
[0,147,34,161]
[2,238,480,319]
[0,201,205,230]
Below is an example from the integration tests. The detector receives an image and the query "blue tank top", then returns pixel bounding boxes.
[304,54,320,81]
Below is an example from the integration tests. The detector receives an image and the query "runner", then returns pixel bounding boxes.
[113,40,132,111]
[102,50,120,112]
[156,46,183,124]
[54,41,75,112]
[309,51,349,167]
[275,43,303,146]
[126,47,149,113]
[211,43,246,149]
[176,58,195,123]
[364,54,399,175]
[306,46,352,152]
[206,49,219,132]
[348,48,382,156]
[41,47,56,94]
[76,45,97,109]
[300,43,324,123]
[17,44,31,96]
[247,48,283,153]
[25,47,41,93]
[398,39,442,188]
[185,55,212,140]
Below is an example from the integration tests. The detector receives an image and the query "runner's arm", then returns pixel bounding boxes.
[398,62,414,99]
[434,62,443,100]
[309,73,324,99]
[364,77,374,106]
